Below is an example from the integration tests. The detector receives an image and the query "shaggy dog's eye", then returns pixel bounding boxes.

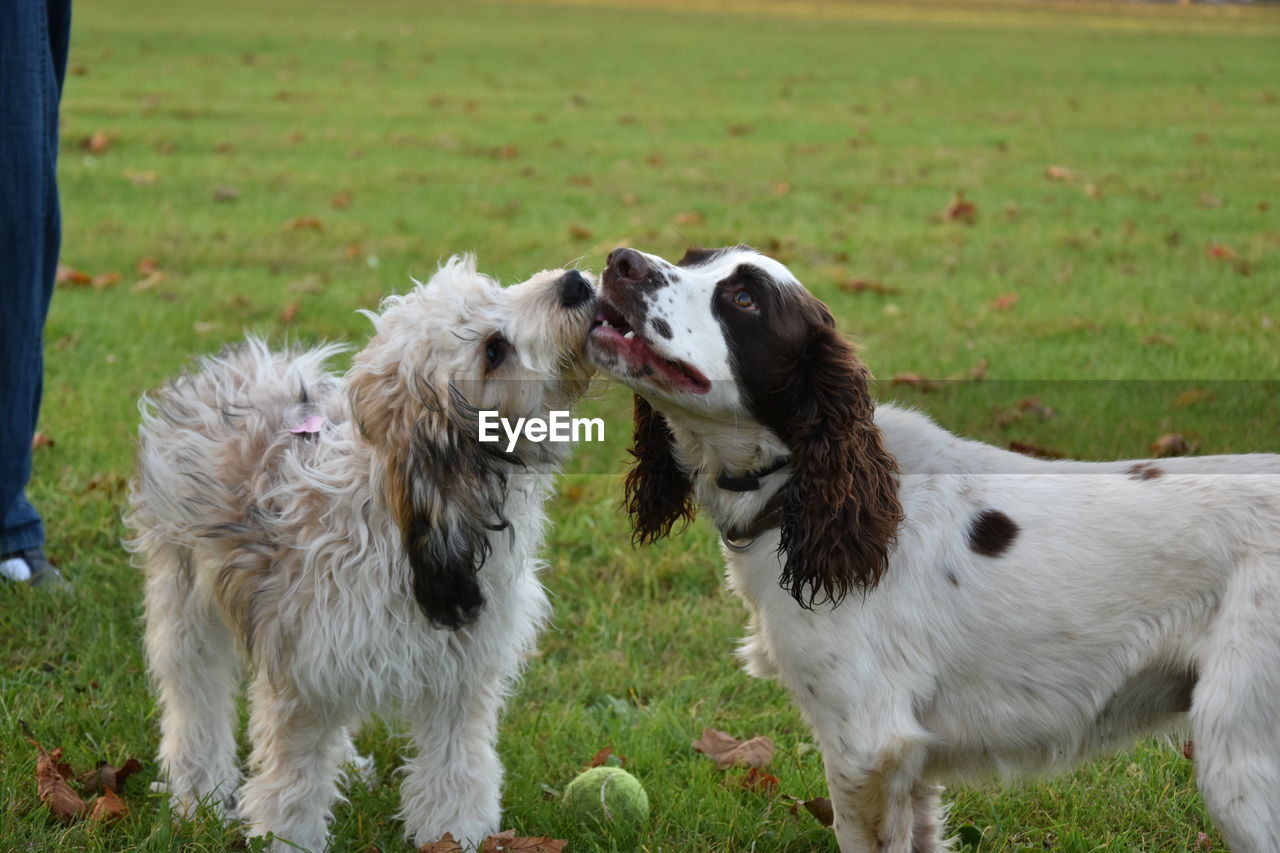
[484,336,509,371]
[731,289,757,310]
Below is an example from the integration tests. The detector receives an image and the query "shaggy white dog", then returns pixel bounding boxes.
[127,256,596,851]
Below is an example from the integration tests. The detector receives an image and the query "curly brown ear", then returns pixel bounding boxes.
[776,315,902,608]
[349,362,504,629]
[624,394,695,545]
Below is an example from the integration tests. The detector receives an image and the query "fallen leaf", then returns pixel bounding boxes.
[1151,433,1194,458]
[137,257,160,275]
[1172,389,1211,408]
[673,211,705,226]
[586,746,619,768]
[89,788,129,823]
[420,833,463,853]
[1142,334,1177,347]
[840,279,900,296]
[480,830,567,853]
[283,217,325,232]
[92,272,121,290]
[1183,740,1195,760]
[213,186,240,203]
[83,129,112,153]
[727,123,754,137]
[945,191,977,225]
[740,767,779,794]
[798,796,834,827]
[990,292,1019,311]
[32,432,55,451]
[22,724,88,824]
[1009,441,1066,460]
[78,757,144,796]
[132,271,166,292]
[567,174,593,187]
[692,727,775,770]
[567,223,594,241]
[1083,182,1101,200]
[280,301,300,325]
[772,181,791,197]
[1206,243,1237,260]
[1045,165,1079,183]
[968,358,989,381]
[890,373,941,392]
[55,265,92,286]
[330,190,353,209]
[1196,831,1213,850]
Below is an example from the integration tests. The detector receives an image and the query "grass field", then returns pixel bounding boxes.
[3,0,1279,850]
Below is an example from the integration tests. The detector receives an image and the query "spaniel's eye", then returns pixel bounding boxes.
[731,289,756,309]
[484,336,508,371]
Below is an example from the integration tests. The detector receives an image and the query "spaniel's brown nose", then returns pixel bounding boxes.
[606,248,650,284]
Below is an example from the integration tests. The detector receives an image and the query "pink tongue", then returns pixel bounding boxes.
[290,414,326,434]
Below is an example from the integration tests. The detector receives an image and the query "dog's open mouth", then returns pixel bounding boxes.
[590,300,711,395]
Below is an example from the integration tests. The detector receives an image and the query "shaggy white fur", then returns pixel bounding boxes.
[127,256,596,851]
[591,245,1280,853]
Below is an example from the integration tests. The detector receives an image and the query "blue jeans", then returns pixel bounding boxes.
[0,0,71,555]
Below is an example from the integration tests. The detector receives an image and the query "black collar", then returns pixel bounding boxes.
[714,456,791,492]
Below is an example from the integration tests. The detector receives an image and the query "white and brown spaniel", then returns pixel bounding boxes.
[588,245,1280,853]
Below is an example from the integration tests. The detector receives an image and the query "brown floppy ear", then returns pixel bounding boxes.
[624,394,695,545]
[776,312,902,608]
[349,361,506,629]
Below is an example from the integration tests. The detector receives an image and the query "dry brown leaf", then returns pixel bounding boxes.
[1206,243,1237,260]
[586,746,621,769]
[1183,740,1195,761]
[727,123,754,137]
[840,279,900,296]
[740,767,779,794]
[1151,433,1194,458]
[419,832,463,853]
[945,191,977,225]
[331,191,353,209]
[23,725,88,824]
[890,373,941,392]
[673,211,705,226]
[1142,334,1177,347]
[284,217,325,232]
[1196,831,1213,850]
[1009,441,1066,460]
[1045,165,1079,183]
[480,830,567,853]
[213,185,240,203]
[55,265,92,286]
[32,432,55,451]
[92,272,121,290]
[567,223,594,241]
[692,727,774,770]
[78,757,144,796]
[1172,389,1211,408]
[280,301,300,325]
[89,787,129,823]
[798,796,834,827]
[990,292,1019,311]
[83,129,112,154]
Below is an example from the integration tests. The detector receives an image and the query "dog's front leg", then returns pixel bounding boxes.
[825,739,929,853]
[400,679,505,848]
[238,674,348,852]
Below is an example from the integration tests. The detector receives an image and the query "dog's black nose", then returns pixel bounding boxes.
[558,269,593,308]
[606,248,649,284]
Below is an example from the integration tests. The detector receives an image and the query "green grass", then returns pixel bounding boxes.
[3,0,1278,849]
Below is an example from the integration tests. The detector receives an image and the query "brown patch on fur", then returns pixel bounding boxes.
[624,394,696,544]
[1128,462,1163,480]
[348,355,503,629]
[775,297,903,607]
[968,509,1019,557]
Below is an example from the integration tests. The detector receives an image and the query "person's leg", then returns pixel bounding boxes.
[0,0,72,584]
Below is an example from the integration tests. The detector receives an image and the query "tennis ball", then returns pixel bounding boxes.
[562,766,649,832]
